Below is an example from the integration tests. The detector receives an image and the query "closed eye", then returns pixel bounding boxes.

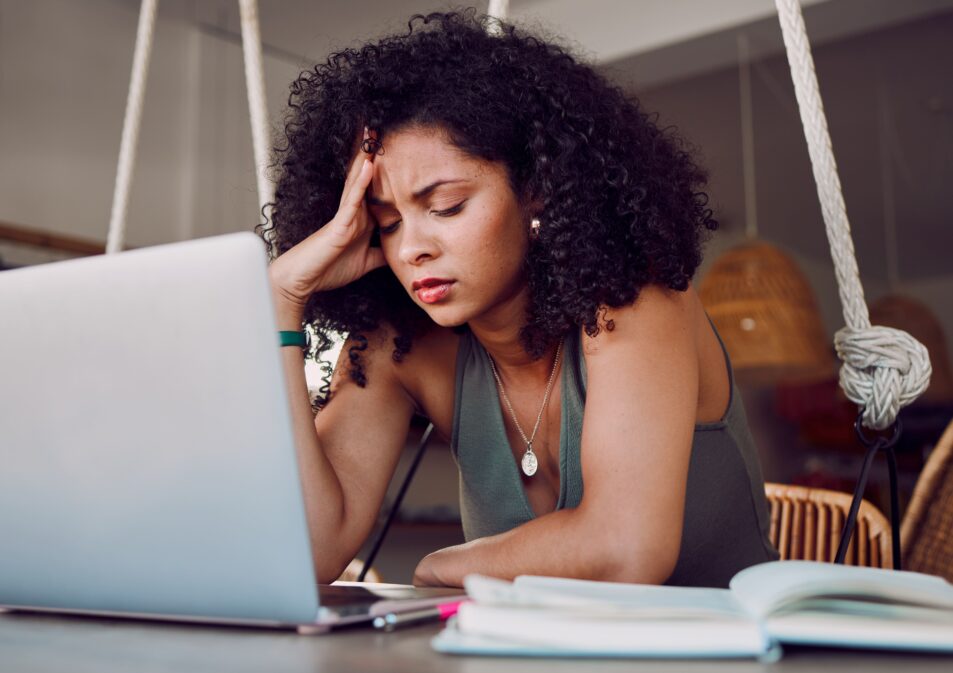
[433,200,466,217]
[378,220,401,235]
[378,200,466,235]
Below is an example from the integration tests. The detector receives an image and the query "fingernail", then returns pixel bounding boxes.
[363,125,369,138]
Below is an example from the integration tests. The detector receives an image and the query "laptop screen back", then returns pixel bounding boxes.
[0,233,319,625]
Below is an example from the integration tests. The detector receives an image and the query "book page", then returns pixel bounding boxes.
[464,574,748,619]
[765,609,953,652]
[728,561,953,618]
[449,603,771,657]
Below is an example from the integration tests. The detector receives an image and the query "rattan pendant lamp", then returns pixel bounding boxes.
[699,34,833,387]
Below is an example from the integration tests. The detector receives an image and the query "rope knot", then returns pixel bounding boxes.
[834,326,932,431]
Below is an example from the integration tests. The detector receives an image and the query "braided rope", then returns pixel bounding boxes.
[106,0,158,255]
[774,0,930,429]
[238,0,277,259]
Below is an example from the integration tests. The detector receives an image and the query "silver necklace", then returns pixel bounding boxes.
[486,341,563,477]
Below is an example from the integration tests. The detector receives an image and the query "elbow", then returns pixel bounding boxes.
[309,507,365,584]
[315,552,366,584]
[314,556,346,585]
[580,510,681,585]
[313,533,366,584]
[603,538,680,585]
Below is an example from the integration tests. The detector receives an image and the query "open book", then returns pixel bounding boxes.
[432,561,953,659]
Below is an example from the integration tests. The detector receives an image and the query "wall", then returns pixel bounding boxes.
[0,0,299,266]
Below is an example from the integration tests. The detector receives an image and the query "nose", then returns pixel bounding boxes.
[396,217,440,267]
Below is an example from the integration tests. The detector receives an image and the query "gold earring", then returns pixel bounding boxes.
[530,217,541,238]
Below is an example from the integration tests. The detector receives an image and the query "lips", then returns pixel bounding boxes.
[412,277,455,304]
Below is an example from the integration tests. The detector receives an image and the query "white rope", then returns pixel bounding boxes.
[487,0,509,35]
[487,0,509,20]
[238,0,277,259]
[106,0,159,255]
[773,0,931,429]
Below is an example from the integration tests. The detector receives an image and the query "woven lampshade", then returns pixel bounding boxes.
[869,294,953,405]
[699,240,834,386]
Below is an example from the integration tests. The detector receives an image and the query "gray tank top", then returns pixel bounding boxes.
[450,325,779,588]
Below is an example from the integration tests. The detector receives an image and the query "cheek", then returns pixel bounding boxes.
[472,202,527,259]
[488,216,528,268]
[378,234,405,271]
[455,218,524,275]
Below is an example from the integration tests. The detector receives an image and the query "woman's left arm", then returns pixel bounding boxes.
[414,285,701,587]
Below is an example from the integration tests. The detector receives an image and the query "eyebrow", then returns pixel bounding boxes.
[365,179,468,207]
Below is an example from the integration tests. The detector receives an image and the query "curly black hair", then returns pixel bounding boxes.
[261,9,716,394]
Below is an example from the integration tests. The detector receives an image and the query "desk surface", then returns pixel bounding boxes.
[2,611,952,673]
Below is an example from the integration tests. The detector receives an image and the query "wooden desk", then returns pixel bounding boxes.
[2,611,952,672]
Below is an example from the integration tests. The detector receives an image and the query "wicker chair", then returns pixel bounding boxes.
[764,482,893,568]
[901,417,953,583]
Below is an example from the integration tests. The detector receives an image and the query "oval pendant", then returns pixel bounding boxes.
[521,450,538,477]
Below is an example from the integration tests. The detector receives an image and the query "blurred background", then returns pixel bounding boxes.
[2,0,951,581]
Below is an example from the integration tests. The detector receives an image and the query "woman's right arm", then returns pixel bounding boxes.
[268,131,415,582]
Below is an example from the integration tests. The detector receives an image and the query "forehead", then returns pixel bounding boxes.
[369,126,495,193]
[377,126,461,164]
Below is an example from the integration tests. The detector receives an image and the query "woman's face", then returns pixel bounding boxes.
[365,126,530,327]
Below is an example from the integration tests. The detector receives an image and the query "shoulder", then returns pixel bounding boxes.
[581,283,701,360]
[578,283,731,426]
[578,284,704,424]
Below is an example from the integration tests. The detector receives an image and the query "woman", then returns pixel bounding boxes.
[264,10,778,588]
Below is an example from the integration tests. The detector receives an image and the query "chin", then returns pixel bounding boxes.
[417,303,473,328]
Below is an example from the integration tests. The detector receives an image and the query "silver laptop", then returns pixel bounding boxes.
[0,232,460,631]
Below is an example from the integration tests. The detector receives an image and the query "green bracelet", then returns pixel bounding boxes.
[279,330,309,349]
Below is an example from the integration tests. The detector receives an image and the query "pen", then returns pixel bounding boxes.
[372,599,466,631]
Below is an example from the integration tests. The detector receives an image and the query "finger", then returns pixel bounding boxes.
[339,126,372,208]
[337,157,375,223]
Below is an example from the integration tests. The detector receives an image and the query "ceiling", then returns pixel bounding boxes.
[130,0,953,85]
